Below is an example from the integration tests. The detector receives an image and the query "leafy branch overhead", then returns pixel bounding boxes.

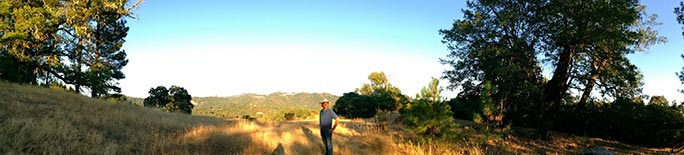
[0,0,142,98]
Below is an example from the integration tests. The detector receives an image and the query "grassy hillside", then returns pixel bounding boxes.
[0,82,222,154]
[1,82,674,154]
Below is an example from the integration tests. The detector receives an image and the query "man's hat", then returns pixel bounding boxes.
[320,98,330,103]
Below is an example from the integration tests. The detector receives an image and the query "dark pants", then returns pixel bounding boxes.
[320,127,333,155]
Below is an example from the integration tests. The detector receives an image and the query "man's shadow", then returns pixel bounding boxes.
[271,143,285,155]
[301,126,325,153]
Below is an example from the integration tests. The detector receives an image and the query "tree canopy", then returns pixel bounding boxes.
[441,0,663,139]
[333,72,411,118]
[144,85,194,114]
[355,71,410,111]
[0,0,141,98]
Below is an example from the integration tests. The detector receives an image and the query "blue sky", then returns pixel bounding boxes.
[120,0,684,102]
[631,0,684,103]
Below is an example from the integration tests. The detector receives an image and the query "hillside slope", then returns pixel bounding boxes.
[0,82,223,154]
[0,82,675,154]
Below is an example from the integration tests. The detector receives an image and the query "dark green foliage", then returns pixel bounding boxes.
[0,0,138,98]
[333,72,411,119]
[169,86,193,114]
[356,72,411,111]
[676,2,684,37]
[678,55,684,93]
[555,98,684,147]
[0,52,36,84]
[143,86,193,114]
[144,86,170,108]
[446,95,480,121]
[677,3,684,94]
[402,99,454,139]
[242,115,255,121]
[448,92,542,128]
[284,112,295,121]
[334,92,379,118]
[648,96,669,106]
[401,78,454,140]
[441,0,662,140]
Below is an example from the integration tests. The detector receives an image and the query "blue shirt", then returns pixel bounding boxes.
[319,108,338,128]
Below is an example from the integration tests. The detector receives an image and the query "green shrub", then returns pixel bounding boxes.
[554,98,684,147]
[400,78,454,140]
[333,92,379,118]
[284,112,295,120]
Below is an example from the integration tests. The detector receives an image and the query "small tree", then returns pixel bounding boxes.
[143,85,194,114]
[401,77,454,140]
[356,72,411,111]
[649,96,669,107]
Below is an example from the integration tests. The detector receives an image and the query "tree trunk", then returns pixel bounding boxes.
[577,59,607,109]
[537,47,575,140]
[75,61,81,93]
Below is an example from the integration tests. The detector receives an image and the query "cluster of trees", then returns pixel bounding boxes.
[0,0,141,99]
[436,0,683,148]
[440,0,664,140]
[334,72,455,139]
[143,86,194,114]
[334,72,410,118]
[554,97,684,147]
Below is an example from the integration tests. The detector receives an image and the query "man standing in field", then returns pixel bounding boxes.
[319,98,338,155]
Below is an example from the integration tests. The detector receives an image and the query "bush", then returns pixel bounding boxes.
[242,115,255,121]
[554,98,684,147]
[284,112,295,120]
[400,77,454,140]
[333,92,379,118]
[447,94,482,121]
[401,99,454,139]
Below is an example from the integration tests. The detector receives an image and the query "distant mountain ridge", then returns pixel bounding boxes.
[193,92,339,120]
[130,92,340,120]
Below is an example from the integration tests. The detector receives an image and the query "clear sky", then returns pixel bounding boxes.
[119,0,684,103]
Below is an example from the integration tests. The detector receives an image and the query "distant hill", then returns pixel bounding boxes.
[192,92,339,121]
[129,92,339,121]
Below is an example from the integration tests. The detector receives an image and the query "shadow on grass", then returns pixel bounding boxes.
[301,126,325,154]
[165,126,272,154]
[271,143,285,155]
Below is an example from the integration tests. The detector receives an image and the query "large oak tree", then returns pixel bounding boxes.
[441,0,662,139]
[0,0,141,98]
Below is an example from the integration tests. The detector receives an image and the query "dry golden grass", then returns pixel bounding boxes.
[0,82,224,154]
[1,82,673,154]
